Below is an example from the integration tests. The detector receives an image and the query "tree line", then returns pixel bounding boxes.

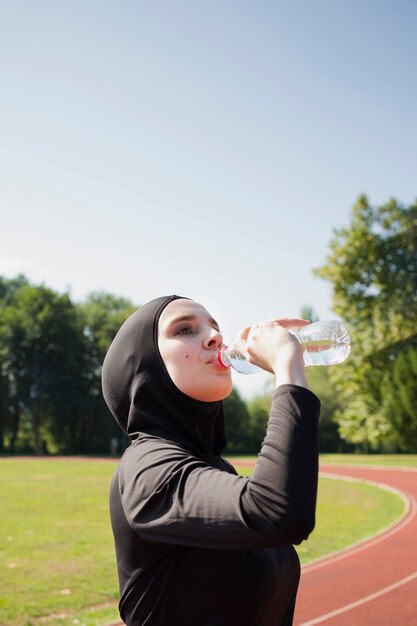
[0,274,347,455]
[1,194,415,455]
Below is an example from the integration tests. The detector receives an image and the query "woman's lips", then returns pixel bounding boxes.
[206,356,229,370]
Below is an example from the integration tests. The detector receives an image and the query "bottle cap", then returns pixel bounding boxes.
[217,347,229,368]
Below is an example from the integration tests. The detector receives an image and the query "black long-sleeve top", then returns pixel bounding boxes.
[109,384,320,626]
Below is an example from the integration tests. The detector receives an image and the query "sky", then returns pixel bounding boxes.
[1,0,416,398]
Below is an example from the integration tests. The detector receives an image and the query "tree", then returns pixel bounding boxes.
[300,306,319,324]
[380,345,417,451]
[316,194,417,335]
[223,388,252,453]
[0,274,29,303]
[79,292,137,359]
[0,282,89,453]
[315,195,417,448]
[0,277,138,454]
[0,275,31,451]
[76,292,137,454]
[306,367,352,452]
[247,393,271,451]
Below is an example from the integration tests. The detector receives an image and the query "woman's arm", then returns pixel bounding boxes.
[116,386,320,550]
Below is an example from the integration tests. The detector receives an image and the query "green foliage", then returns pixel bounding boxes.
[316,195,417,331]
[247,393,271,450]
[300,305,319,323]
[0,274,29,303]
[223,388,252,453]
[315,194,417,450]
[0,275,137,454]
[0,280,87,453]
[224,388,280,455]
[232,362,348,454]
[380,345,417,450]
[79,291,137,359]
[306,367,351,452]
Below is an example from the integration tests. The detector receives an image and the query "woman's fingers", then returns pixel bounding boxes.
[231,326,251,354]
[230,319,310,358]
[273,318,310,329]
[237,326,251,341]
[254,318,310,330]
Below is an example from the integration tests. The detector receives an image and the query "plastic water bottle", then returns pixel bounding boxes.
[217,320,351,374]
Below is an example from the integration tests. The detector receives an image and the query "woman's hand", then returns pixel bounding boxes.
[234,319,310,389]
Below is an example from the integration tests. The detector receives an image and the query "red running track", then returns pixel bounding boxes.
[294,463,417,626]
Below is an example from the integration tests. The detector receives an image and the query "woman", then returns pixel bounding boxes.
[102,295,320,626]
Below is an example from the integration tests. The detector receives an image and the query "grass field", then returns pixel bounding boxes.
[320,453,417,467]
[0,456,408,626]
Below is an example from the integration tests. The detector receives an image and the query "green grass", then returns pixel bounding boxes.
[0,457,407,626]
[230,453,417,468]
[320,453,417,467]
[0,458,120,626]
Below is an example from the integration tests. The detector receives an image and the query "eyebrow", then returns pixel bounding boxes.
[168,314,220,331]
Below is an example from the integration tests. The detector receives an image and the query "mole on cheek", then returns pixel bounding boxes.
[185,355,189,359]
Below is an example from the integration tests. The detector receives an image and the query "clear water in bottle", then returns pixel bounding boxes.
[217,319,350,374]
[289,319,350,366]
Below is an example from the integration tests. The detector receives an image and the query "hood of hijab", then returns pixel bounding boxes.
[101,295,227,457]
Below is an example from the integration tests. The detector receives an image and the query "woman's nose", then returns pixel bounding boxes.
[203,328,223,350]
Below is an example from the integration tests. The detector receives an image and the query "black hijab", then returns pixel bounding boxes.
[101,295,227,457]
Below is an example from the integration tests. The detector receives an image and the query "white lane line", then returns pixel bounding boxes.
[297,570,417,626]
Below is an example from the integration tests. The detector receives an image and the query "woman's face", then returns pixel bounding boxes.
[158,299,233,402]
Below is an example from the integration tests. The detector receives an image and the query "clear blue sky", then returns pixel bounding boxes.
[1,1,416,397]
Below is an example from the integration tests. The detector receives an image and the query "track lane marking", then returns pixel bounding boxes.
[297,570,417,625]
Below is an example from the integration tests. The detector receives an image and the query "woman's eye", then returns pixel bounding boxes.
[177,326,193,335]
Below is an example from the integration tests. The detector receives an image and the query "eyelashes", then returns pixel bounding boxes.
[176,326,193,335]
[175,325,222,336]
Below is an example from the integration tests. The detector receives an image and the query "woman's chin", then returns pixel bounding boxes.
[186,380,233,403]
